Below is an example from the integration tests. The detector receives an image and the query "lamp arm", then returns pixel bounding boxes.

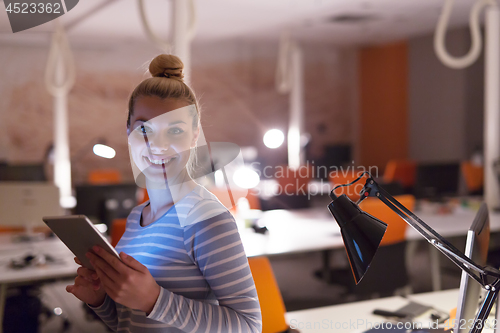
[471,287,500,333]
[362,179,500,287]
[330,175,500,333]
[330,176,500,333]
[433,241,486,276]
[367,180,500,333]
[376,192,487,287]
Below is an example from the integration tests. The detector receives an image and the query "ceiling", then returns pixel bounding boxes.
[0,0,477,46]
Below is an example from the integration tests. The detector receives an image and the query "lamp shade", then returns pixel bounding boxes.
[328,194,387,284]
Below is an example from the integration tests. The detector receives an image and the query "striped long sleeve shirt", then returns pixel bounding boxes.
[89,185,262,332]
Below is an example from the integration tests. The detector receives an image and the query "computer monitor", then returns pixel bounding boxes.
[455,202,490,333]
[413,162,460,199]
[0,164,47,181]
[0,182,63,231]
[75,184,138,230]
[323,145,351,167]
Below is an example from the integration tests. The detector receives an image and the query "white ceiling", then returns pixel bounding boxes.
[0,0,477,46]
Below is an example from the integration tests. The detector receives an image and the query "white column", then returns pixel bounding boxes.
[288,43,304,169]
[53,56,74,208]
[173,0,191,83]
[484,5,500,210]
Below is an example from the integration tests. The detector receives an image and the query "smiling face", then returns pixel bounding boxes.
[127,96,199,187]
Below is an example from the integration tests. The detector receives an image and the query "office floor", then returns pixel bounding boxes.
[32,240,463,332]
[39,282,110,333]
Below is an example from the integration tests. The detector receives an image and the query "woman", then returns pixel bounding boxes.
[66,54,262,333]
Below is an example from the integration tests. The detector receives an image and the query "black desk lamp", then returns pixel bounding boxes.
[328,172,500,333]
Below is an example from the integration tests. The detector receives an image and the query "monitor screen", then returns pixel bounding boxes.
[455,202,489,333]
[75,184,138,230]
[413,163,460,199]
[0,182,62,229]
[0,164,47,181]
[323,145,351,168]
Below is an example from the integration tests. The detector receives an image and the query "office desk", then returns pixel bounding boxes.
[0,205,496,332]
[407,207,500,239]
[240,205,500,256]
[409,208,500,290]
[240,208,342,257]
[0,235,77,333]
[240,205,500,292]
[286,289,461,333]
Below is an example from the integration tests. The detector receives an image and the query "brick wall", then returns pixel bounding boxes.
[0,39,356,184]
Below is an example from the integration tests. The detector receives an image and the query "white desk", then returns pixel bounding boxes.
[0,205,490,286]
[0,236,77,284]
[240,206,500,256]
[240,205,500,255]
[286,289,462,333]
[240,206,500,290]
[240,208,343,257]
[409,207,500,291]
[0,235,77,333]
[407,207,500,240]
[0,205,497,332]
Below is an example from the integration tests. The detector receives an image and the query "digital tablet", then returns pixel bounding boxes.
[42,215,120,270]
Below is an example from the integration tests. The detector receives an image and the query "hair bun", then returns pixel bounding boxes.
[149,54,184,81]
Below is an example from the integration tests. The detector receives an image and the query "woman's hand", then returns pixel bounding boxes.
[87,246,161,315]
[66,257,107,307]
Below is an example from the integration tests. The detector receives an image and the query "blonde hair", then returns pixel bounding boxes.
[127,54,200,177]
[127,54,200,128]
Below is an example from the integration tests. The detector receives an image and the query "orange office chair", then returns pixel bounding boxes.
[207,187,261,215]
[247,257,288,333]
[0,225,50,233]
[110,218,127,247]
[461,161,484,194]
[0,226,25,233]
[87,169,122,185]
[208,187,240,210]
[138,188,149,205]
[360,194,415,246]
[383,159,417,190]
[329,171,367,201]
[327,195,416,298]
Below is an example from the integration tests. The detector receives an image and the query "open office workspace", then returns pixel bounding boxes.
[2,0,500,333]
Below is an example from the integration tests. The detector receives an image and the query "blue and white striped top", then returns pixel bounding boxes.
[90,185,262,332]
